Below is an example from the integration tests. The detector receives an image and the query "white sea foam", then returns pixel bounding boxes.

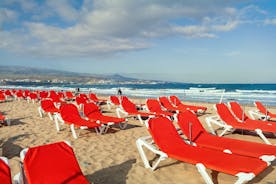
[1,85,275,106]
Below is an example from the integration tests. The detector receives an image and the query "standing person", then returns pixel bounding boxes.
[117,88,122,96]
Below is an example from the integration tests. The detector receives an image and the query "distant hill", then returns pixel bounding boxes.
[0,65,141,84]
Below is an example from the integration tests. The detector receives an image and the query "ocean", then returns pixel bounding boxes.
[1,83,276,106]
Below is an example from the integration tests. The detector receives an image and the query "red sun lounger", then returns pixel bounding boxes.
[55,104,106,139]
[229,101,274,125]
[116,96,156,124]
[249,101,276,121]
[136,117,269,184]
[107,95,121,109]
[146,99,174,118]
[177,111,276,164]
[84,102,128,129]
[169,95,207,114]
[38,99,60,120]
[14,141,90,184]
[206,103,276,145]
[0,157,12,184]
[89,93,107,105]
[158,96,180,112]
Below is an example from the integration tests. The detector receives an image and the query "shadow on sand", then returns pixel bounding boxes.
[1,134,30,159]
[86,159,136,184]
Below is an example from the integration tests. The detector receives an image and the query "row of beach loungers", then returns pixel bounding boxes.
[0,88,275,183]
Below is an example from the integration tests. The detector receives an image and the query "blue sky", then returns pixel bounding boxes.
[0,0,276,83]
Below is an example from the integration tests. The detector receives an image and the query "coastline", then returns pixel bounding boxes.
[0,96,275,183]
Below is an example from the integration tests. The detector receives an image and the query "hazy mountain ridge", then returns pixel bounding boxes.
[0,65,153,84]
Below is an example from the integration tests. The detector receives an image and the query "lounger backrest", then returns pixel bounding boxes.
[58,92,65,98]
[39,91,49,99]
[41,100,56,111]
[216,103,239,124]
[89,93,99,101]
[29,93,37,100]
[23,142,89,184]
[0,92,5,100]
[83,103,102,118]
[229,102,248,121]
[16,91,23,98]
[5,90,12,96]
[79,94,88,100]
[65,91,74,99]
[110,96,120,105]
[60,104,81,123]
[148,117,188,156]
[0,157,12,184]
[121,96,138,113]
[177,111,205,142]
[76,96,87,105]
[255,101,268,114]
[169,95,181,106]
[159,96,175,109]
[146,99,163,112]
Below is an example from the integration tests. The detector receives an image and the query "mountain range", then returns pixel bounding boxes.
[0,65,143,83]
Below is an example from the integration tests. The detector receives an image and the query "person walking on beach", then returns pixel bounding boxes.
[117,88,122,96]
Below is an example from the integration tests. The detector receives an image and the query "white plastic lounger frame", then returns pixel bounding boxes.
[248,110,270,121]
[136,135,257,183]
[38,106,55,121]
[54,114,108,139]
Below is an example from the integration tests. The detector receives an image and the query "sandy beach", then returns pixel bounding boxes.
[0,97,276,184]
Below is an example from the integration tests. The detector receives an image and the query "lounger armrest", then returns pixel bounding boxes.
[137,136,165,156]
[248,110,270,121]
[116,108,128,118]
[235,173,255,184]
[136,136,168,171]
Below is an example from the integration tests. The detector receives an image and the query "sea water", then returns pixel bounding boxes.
[1,83,276,106]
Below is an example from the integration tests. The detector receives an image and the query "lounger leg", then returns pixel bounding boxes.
[136,137,168,171]
[196,163,214,184]
[137,114,144,124]
[54,115,60,131]
[255,129,272,145]
[48,112,53,121]
[119,119,128,129]
[107,101,111,110]
[116,108,122,118]
[6,118,11,126]
[38,107,44,118]
[205,117,216,135]
[70,124,78,139]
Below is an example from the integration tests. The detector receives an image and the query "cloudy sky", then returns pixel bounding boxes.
[0,0,276,83]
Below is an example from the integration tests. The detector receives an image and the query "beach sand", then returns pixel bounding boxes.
[0,98,276,184]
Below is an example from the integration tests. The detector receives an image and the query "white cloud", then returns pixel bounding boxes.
[264,18,276,25]
[0,1,270,57]
[0,8,17,27]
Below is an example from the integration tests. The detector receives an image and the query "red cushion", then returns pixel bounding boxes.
[110,96,120,105]
[23,142,89,184]
[41,100,59,113]
[60,104,99,128]
[84,103,125,123]
[0,158,12,184]
[229,102,249,121]
[177,111,205,142]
